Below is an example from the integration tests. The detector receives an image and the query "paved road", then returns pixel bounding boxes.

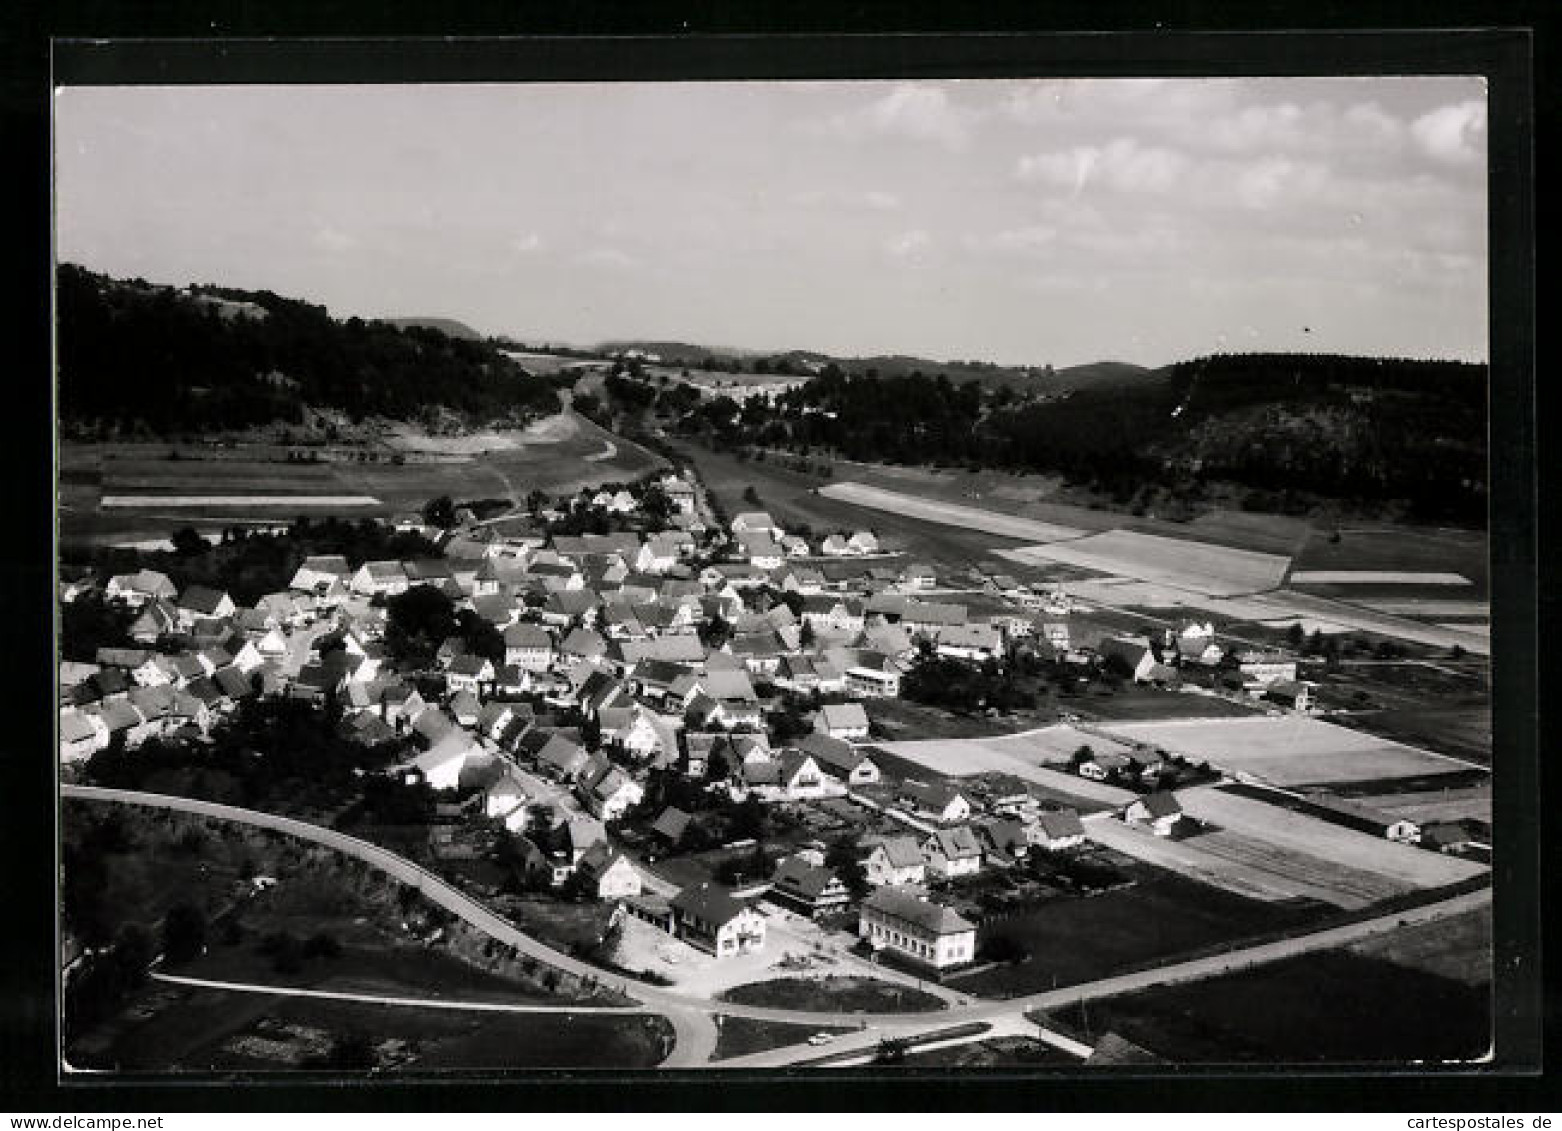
[66,785,1490,1068]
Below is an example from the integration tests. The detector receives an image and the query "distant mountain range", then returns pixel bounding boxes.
[596,339,1162,394]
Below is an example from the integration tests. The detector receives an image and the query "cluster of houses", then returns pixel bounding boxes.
[56,475,1349,977]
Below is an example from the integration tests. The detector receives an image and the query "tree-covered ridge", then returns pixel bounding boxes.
[677,352,1487,523]
[57,265,564,434]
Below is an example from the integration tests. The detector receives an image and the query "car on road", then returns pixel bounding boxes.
[807,1033,836,1046]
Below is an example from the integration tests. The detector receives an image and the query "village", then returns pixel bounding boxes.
[56,444,1495,1051]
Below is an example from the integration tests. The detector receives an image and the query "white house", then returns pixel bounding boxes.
[575,844,644,899]
[864,837,927,887]
[921,826,984,879]
[669,883,766,957]
[814,702,871,741]
[1124,792,1184,836]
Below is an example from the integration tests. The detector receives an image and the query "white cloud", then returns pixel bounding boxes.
[863,190,901,211]
[510,232,542,253]
[1410,100,1487,165]
[826,84,975,149]
[1227,156,1331,210]
[884,229,931,257]
[1017,139,1189,195]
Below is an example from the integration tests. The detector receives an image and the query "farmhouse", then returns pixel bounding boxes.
[1124,792,1184,836]
[1099,635,1159,682]
[859,889,977,972]
[1238,651,1299,688]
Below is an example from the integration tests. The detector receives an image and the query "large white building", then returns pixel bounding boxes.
[859,889,977,971]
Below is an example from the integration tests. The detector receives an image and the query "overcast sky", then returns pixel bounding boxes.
[55,78,1487,368]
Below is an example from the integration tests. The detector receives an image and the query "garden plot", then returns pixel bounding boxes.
[1175,786,1487,891]
[819,482,1087,542]
[1095,716,1478,787]
[875,726,1138,807]
[1002,529,1291,598]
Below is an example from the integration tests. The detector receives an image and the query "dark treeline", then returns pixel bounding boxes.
[674,352,1486,523]
[58,264,564,434]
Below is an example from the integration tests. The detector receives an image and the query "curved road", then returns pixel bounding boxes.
[65,785,1490,1068]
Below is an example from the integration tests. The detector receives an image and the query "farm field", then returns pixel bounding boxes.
[72,985,671,1072]
[1353,785,1493,826]
[1084,818,1401,909]
[59,413,665,545]
[1043,949,1490,1064]
[833,462,1315,556]
[1005,529,1293,598]
[1328,706,1492,769]
[1345,904,1491,986]
[1350,598,1490,618]
[955,869,1330,997]
[819,481,1089,542]
[1288,570,1473,586]
[1174,787,1489,891]
[896,1035,1077,1067]
[1093,715,1479,787]
[875,727,1140,808]
[680,441,1033,576]
[1288,524,1489,594]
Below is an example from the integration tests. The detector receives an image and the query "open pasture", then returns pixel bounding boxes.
[1094,716,1477,787]
[1003,530,1292,598]
[820,481,1088,542]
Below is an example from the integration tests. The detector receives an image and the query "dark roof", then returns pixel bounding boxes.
[650,807,693,843]
[670,882,750,927]
[1133,792,1183,819]
[862,889,974,935]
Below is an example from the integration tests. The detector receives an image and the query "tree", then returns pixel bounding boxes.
[170,526,210,557]
[742,485,762,507]
[422,495,457,529]
[161,902,207,965]
[825,837,870,898]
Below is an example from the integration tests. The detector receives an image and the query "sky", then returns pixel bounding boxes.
[54,78,1488,369]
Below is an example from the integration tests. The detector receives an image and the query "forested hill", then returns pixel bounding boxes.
[384,316,484,341]
[681,351,1486,523]
[56,265,562,435]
